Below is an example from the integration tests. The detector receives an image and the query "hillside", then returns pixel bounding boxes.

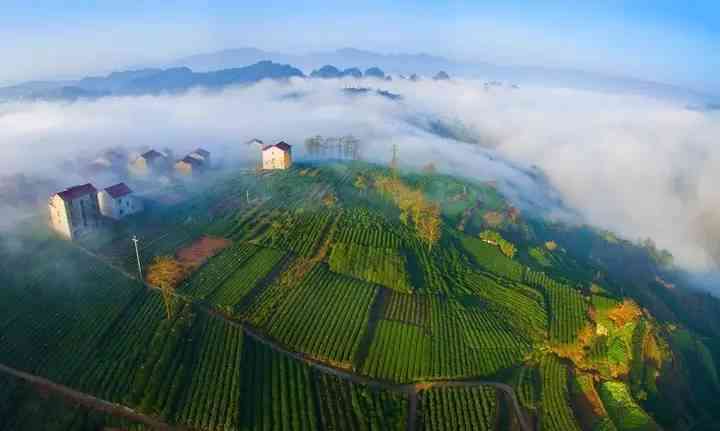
[0,61,304,101]
[1,161,720,430]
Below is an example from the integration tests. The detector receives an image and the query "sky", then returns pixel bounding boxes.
[1,1,719,94]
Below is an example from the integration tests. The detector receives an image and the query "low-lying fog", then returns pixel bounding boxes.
[1,77,719,273]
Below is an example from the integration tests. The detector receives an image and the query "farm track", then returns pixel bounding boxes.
[0,363,185,431]
[353,287,389,372]
[66,242,533,431]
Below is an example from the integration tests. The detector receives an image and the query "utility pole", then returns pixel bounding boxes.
[131,235,142,282]
[390,144,399,174]
[246,189,250,204]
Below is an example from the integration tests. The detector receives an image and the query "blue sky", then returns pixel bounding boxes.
[2,1,718,93]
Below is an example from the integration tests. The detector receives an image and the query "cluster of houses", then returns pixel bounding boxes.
[49,140,293,241]
[49,182,142,240]
[129,148,212,178]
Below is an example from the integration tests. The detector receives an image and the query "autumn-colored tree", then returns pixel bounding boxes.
[372,173,442,247]
[417,202,441,249]
[322,191,338,208]
[146,256,187,319]
[354,175,367,191]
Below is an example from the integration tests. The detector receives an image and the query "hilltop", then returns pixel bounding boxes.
[1,161,720,430]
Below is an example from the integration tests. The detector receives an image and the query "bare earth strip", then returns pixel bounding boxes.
[0,363,186,431]
[64,240,534,431]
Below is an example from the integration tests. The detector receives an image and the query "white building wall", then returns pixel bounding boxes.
[98,191,143,219]
[262,147,291,170]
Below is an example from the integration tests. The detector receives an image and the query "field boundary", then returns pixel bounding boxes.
[0,362,185,431]
[66,240,533,431]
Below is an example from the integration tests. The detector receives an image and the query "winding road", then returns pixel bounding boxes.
[4,240,535,431]
[0,363,183,431]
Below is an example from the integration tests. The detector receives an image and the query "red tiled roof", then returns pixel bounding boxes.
[104,182,133,199]
[56,183,97,201]
[262,141,292,152]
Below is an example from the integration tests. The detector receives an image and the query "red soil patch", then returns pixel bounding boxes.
[483,211,505,227]
[176,236,231,268]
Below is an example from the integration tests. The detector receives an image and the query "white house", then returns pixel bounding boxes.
[49,183,102,240]
[98,182,143,219]
[261,141,292,170]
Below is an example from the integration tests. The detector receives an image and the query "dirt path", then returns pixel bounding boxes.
[0,363,184,431]
[406,391,419,431]
[353,287,389,372]
[75,242,533,431]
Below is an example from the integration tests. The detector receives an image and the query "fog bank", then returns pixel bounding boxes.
[1,77,719,271]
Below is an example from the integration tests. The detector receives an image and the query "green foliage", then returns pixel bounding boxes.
[420,386,498,431]
[247,265,377,365]
[0,374,146,431]
[314,372,407,430]
[529,246,552,267]
[239,337,319,430]
[539,355,582,431]
[599,381,658,431]
[514,365,540,411]
[460,234,524,281]
[465,271,548,340]
[179,241,261,298]
[363,320,431,381]
[542,280,588,344]
[329,243,411,292]
[208,247,286,312]
[478,229,517,258]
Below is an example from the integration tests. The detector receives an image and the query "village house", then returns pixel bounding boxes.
[188,148,211,165]
[129,149,169,176]
[98,182,143,219]
[174,155,205,177]
[247,138,265,149]
[262,141,292,170]
[48,183,102,240]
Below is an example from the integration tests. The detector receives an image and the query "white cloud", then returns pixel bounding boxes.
[1,78,719,270]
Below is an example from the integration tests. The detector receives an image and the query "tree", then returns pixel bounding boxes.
[417,202,441,250]
[354,175,367,191]
[322,191,338,207]
[146,256,187,319]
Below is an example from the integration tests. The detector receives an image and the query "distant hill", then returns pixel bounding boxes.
[0,61,304,101]
[2,47,717,104]
[170,47,716,104]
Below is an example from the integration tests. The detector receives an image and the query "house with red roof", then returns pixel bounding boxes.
[98,182,143,219]
[48,183,101,239]
[261,141,292,170]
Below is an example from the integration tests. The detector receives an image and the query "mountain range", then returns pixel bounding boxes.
[170,47,716,104]
[0,61,305,101]
[1,47,716,105]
